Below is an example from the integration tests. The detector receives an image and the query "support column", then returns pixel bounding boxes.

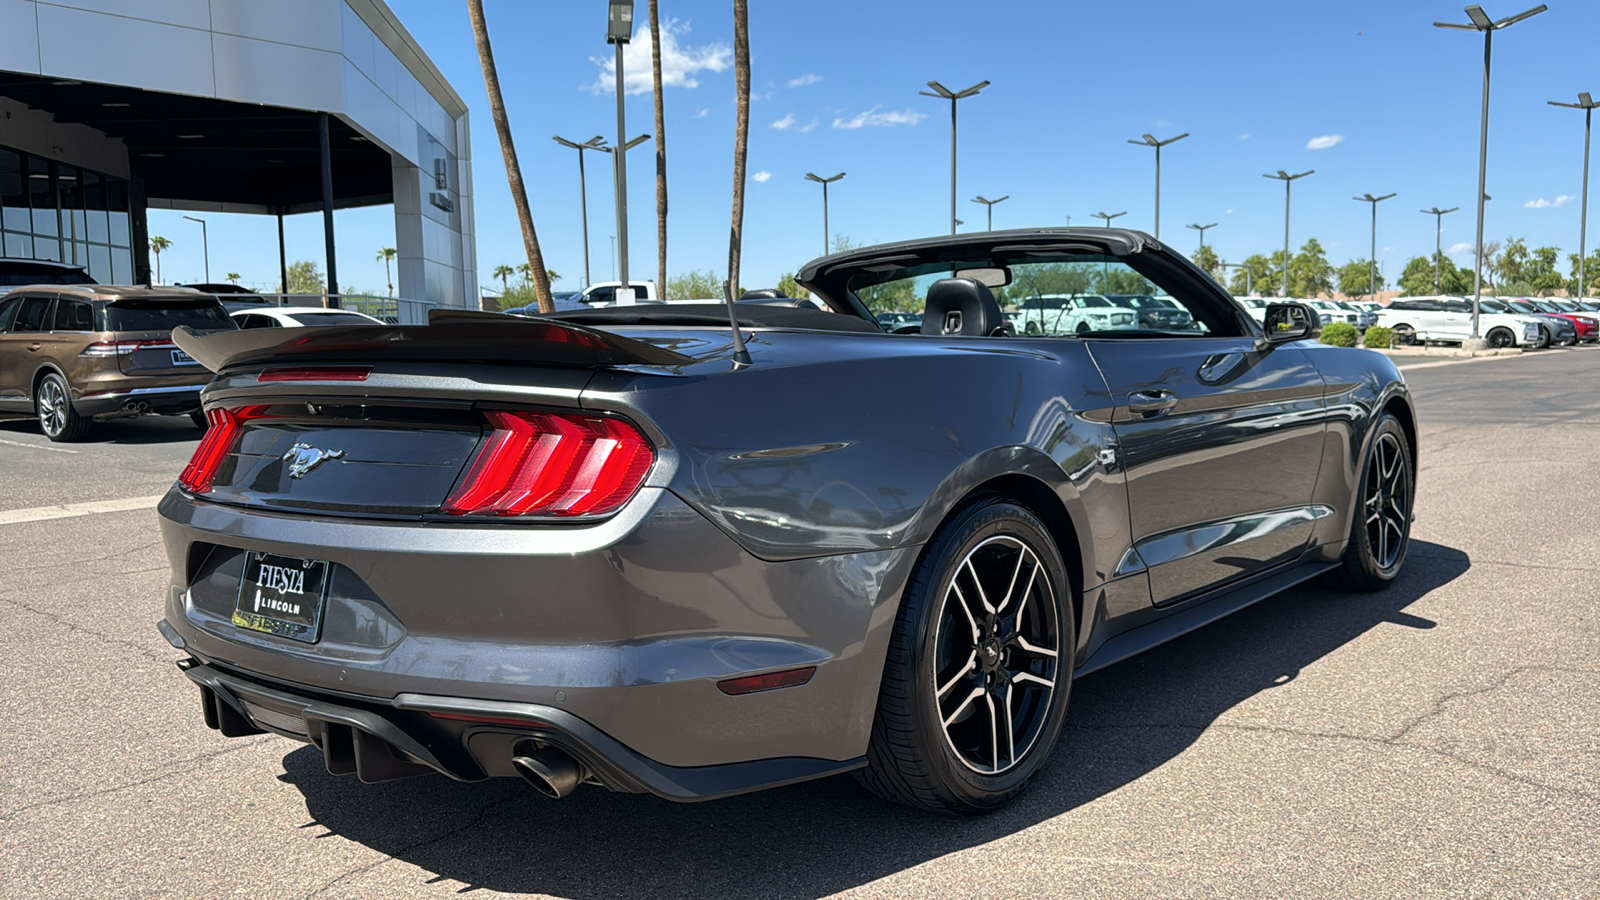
[276,207,288,296]
[319,113,340,308]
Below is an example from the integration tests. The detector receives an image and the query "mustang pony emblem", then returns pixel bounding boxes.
[282,443,345,479]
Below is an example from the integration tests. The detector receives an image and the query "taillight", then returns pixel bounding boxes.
[178,405,269,493]
[443,411,653,518]
[81,339,176,357]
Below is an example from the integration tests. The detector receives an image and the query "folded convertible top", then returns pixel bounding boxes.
[171,308,694,373]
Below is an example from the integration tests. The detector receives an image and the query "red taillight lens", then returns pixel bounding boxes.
[443,411,654,518]
[717,666,817,695]
[257,366,372,382]
[178,405,269,493]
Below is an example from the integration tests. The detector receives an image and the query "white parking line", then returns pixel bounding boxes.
[0,495,164,526]
[0,437,78,454]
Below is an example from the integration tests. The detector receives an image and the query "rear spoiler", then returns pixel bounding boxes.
[172,309,694,373]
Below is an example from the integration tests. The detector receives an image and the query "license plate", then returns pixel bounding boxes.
[233,552,330,643]
[171,349,198,366]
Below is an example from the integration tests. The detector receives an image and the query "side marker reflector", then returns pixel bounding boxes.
[717,666,817,696]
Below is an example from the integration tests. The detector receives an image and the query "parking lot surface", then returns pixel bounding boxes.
[2,349,1596,898]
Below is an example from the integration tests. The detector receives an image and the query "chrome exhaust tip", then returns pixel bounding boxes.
[510,747,588,799]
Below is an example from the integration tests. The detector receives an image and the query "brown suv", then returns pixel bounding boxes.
[0,285,236,441]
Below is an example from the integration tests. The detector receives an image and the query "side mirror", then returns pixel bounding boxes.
[1261,302,1321,344]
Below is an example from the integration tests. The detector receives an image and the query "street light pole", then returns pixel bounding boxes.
[1220,262,1253,296]
[920,80,989,236]
[1353,193,1396,301]
[181,215,209,283]
[1549,92,1598,299]
[1186,221,1217,254]
[607,0,637,300]
[1421,206,1460,293]
[804,172,845,256]
[1436,3,1547,338]
[1127,132,1189,239]
[972,195,1009,231]
[553,135,607,287]
[1263,170,1313,297]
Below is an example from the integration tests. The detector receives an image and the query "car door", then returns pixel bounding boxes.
[1083,265,1327,605]
[0,293,56,408]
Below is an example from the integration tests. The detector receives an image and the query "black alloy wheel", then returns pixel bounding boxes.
[1485,327,1515,349]
[1332,412,1413,592]
[35,373,91,442]
[1392,324,1417,346]
[858,496,1073,815]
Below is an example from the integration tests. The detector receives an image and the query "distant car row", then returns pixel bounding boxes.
[1374,295,1599,348]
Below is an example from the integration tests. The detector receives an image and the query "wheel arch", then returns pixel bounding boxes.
[1381,391,1419,474]
[30,362,67,403]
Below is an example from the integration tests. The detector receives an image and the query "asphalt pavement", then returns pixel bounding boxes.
[1,348,1596,898]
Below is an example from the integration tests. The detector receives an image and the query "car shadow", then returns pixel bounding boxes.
[0,416,201,445]
[278,541,1468,898]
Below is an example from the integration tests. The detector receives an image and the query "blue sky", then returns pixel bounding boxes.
[149,0,1600,295]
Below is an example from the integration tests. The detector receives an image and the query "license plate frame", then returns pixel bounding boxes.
[232,552,331,644]
[171,348,198,366]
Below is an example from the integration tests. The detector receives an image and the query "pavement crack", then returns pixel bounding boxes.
[0,594,167,663]
[0,738,270,822]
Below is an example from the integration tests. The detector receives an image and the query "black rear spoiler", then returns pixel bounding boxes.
[172,308,693,373]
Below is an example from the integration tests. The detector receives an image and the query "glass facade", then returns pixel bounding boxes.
[0,145,133,283]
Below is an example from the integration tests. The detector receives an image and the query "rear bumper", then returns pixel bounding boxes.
[175,657,863,800]
[74,383,204,415]
[157,486,914,773]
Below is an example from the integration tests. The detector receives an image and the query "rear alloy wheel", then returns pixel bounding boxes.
[1332,413,1413,592]
[1392,324,1417,346]
[1485,327,1515,349]
[857,497,1072,815]
[35,373,91,442]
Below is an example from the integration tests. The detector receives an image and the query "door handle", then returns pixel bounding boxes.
[26,343,42,352]
[1127,389,1179,416]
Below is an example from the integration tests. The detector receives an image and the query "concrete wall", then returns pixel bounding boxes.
[0,0,475,308]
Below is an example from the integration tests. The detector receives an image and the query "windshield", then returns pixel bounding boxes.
[107,299,234,332]
[1478,300,1511,314]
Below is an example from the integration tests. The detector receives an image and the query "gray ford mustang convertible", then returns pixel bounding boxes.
[157,229,1416,815]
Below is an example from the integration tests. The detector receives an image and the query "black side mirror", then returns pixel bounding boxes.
[1261,302,1321,344]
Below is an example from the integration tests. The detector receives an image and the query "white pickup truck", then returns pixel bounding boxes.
[572,281,658,305]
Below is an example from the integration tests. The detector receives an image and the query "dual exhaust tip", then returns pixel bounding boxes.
[510,746,589,799]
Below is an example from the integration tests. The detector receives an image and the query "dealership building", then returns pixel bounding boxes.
[0,0,477,311]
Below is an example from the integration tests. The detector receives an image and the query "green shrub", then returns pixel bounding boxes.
[1319,321,1359,347]
[1363,325,1395,349]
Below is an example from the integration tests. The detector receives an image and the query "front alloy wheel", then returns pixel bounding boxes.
[1332,412,1412,591]
[858,496,1073,815]
[1485,327,1515,349]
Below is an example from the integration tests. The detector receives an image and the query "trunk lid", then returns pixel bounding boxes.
[107,298,235,375]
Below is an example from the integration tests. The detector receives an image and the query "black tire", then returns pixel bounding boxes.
[189,410,209,429]
[1331,413,1413,593]
[1485,327,1515,349]
[34,372,92,442]
[856,496,1074,815]
[1392,323,1417,346]
[1535,326,1552,350]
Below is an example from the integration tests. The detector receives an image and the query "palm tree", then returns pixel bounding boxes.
[493,264,515,292]
[226,272,240,284]
[467,0,554,314]
[149,236,172,284]
[376,247,396,297]
[649,0,668,298]
[727,0,750,301]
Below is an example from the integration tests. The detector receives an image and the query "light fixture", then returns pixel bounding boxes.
[176,134,204,139]
[101,102,130,108]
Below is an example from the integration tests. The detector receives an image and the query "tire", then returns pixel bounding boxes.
[34,372,92,442]
[1485,327,1515,349]
[856,496,1073,815]
[1535,326,1552,350]
[1330,412,1413,593]
[190,410,209,429]
[1392,323,1417,346]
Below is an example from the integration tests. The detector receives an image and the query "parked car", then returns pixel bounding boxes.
[1106,293,1197,330]
[1500,299,1580,346]
[1375,296,1545,348]
[160,227,1416,815]
[180,283,278,313]
[876,311,922,332]
[1235,296,1269,324]
[231,308,385,329]
[575,281,658,305]
[1014,293,1138,334]
[0,258,96,287]
[1533,299,1599,342]
[0,285,236,440]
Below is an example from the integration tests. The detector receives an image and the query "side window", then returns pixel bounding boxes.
[238,315,272,329]
[585,286,614,305]
[11,296,54,333]
[0,296,20,332]
[52,299,94,332]
[1002,259,1215,337]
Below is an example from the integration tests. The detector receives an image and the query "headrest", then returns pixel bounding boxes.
[921,277,1005,336]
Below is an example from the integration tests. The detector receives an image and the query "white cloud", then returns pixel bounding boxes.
[751,170,771,183]
[1447,241,1473,254]
[1225,208,1234,214]
[832,105,927,129]
[587,20,730,96]
[798,118,819,133]
[771,113,797,130]
[787,73,823,88]
[693,107,709,119]
[1306,134,1345,150]
[1238,133,1251,140]
[1524,195,1574,208]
